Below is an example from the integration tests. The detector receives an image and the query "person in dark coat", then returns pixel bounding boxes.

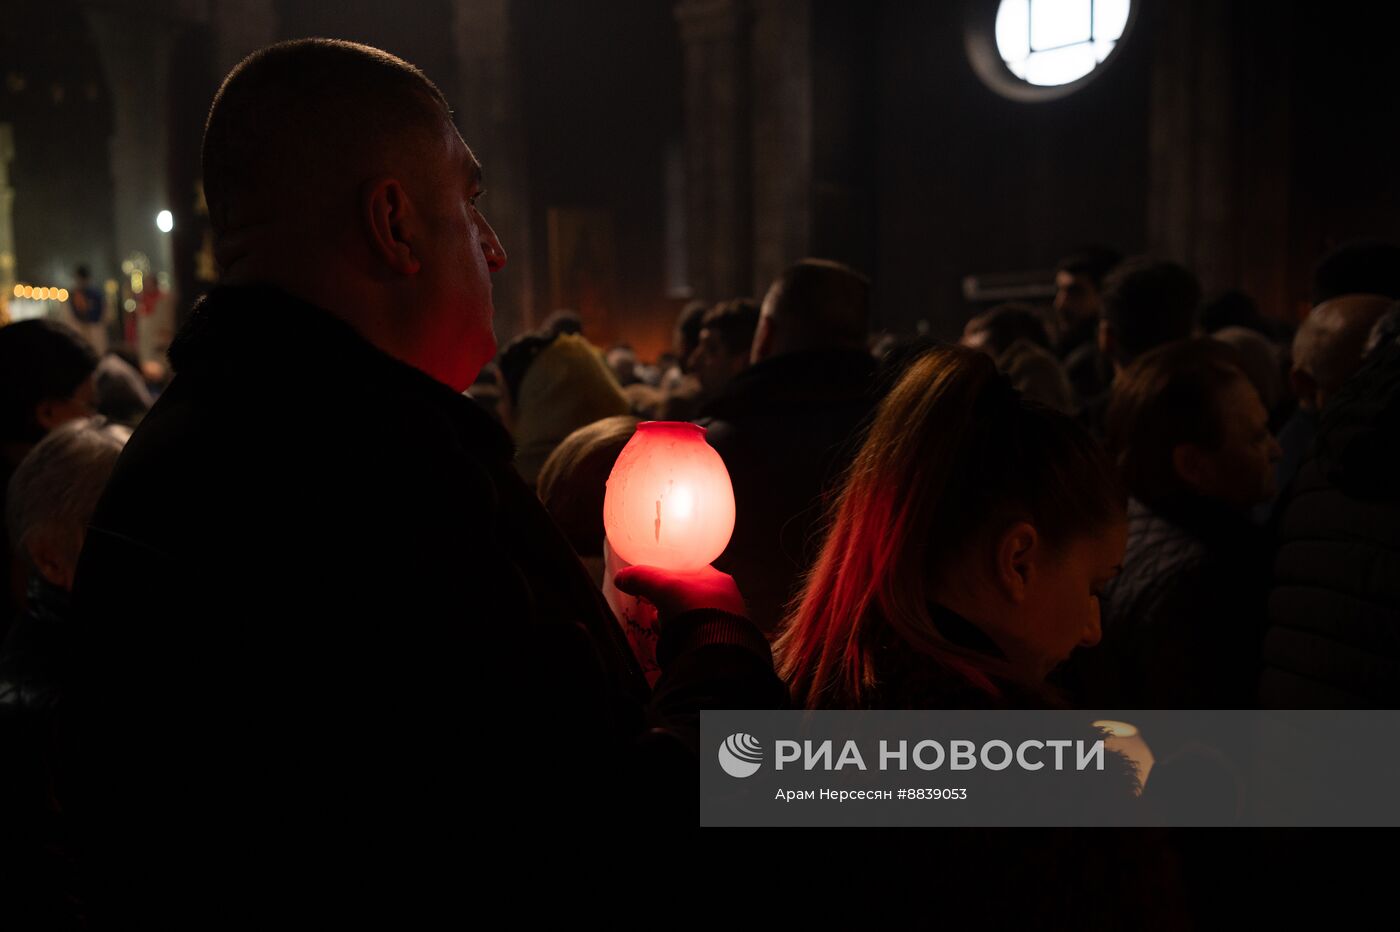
[1052,247,1121,404]
[697,259,879,635]
[1261,331,1400,706]
[59,40,784,924]
[1,418,128,927]
[1063,340,1281,709]
[0,320,98,647]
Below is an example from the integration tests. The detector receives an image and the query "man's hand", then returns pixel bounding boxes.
[611,564,747,623]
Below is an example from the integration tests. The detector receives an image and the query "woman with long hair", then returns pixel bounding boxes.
[776,343,1127,710]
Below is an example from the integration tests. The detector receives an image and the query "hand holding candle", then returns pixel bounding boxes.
[603,422,743,626]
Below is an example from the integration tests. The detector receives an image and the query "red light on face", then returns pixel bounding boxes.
[603,421,735,572]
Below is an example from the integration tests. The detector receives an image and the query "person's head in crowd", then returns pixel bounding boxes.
[689,298,760,398]
[542,309,583,339]
[496,331,555,426]
[500,331,630,485]
[202,39,506,392]
[1211,326,1284,420]
[1202,290,1270,337]
[1098,258,1202,371]
[1312,240,1400,305]
[95,353,155,428]
[6,417,130,591]
[961,302,1051,356]
[0,319,99,459]
[672,300,709,373]
[1291,294,1395,411]
[1107,339,1281,513]
[75,264,93,287]
[775,345,1126,707]
[995,340,1077,416]
[605,344,640,387]
[752,258,870,364]
[536,415,639,573]
[1054,247,1122,326]
[465,361,503,423]
[868,331,899,361]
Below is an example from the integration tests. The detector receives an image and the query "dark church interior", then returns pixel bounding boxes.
[3,0,1399,924]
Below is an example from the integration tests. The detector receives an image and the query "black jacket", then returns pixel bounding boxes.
[0,576,74,928]
[60,286,786,921]
[1261,336,1400,707]
[1062,496,1272,709]
[0,575,70,718]
[697,348,878,635]
[848,606,1146,825]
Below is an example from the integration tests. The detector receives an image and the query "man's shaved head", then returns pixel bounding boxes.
[1293,294,1395,405]
[203,39,455,241]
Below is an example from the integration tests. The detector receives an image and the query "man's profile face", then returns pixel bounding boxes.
[1054,270,1099,322]
[412,123,507,388]
[688,326,747,396]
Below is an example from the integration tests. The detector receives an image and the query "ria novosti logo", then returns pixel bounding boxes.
[718,733,763,778]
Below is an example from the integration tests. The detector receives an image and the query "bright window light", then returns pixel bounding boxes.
[996,0,1130,87]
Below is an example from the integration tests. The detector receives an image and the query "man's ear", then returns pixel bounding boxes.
[993,521,1038,604]
[1290,367,1319,410]
[750,315,775,364]
[28,537,74,591]
[1172,442,1211,493]
[34,399,65,433]
[362,177,422,276]
[1097,318,1115,358]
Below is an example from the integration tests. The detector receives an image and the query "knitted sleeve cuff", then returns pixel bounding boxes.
[656,608,772,669]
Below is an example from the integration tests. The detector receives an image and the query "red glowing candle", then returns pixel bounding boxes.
[603,421,736,572]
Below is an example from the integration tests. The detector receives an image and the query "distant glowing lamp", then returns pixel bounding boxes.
[156,209,173,233]
[1093,719,1156,791]
[603,421,735,572]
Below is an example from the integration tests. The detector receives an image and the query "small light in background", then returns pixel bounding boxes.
[1092,719,1155,792]
[57,288,69,301]
[156,209,174,233]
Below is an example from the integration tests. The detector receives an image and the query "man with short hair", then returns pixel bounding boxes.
[1270,293,1396,509]
[64,39,782,921]
[1053,247,1120,402]
[698,259,879,634]
[688,297,759,402]
[1097,257,1203,373]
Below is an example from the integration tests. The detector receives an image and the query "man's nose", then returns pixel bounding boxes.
[1080,611,1103,648]
[480,217,507,273]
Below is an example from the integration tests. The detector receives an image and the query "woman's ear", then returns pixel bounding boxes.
[361,177,422,276]
[993,521,1038,604]
[1172,442,1210,493]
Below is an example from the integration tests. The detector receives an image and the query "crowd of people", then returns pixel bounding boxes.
[1,36,1398,923]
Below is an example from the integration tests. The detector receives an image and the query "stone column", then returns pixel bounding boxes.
[211,0,278,80]
[85,6,179,359]
[450,0,535,339]
[750,0,812,296]
[675,0,754,303]
[1147,0,1292,316]
[0,124,15,324]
